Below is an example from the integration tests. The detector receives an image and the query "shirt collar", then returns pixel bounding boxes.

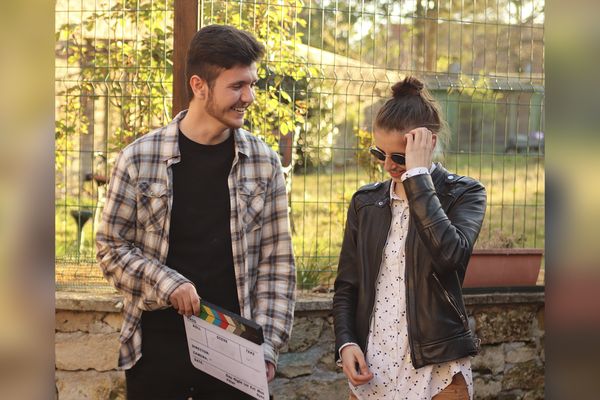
[163,109,252,163]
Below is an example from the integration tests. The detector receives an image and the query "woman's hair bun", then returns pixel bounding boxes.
[391,76,424,98]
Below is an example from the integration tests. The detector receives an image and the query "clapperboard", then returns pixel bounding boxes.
[184,300,271,400]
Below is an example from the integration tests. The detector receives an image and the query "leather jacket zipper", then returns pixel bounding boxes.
[405,220,417,366]
[432,272,469,330]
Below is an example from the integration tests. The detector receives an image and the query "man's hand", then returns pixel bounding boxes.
[265,361,276,382]
[340,345,373,386]
[169,282,200,316]
[405,127,437,171]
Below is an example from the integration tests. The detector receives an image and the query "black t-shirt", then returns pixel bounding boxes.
[134,130,247,398]
[165,129,239,314]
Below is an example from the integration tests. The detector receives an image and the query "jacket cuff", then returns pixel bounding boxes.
[402,171,435,196]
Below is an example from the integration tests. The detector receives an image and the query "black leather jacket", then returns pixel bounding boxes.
[333,163,486,368]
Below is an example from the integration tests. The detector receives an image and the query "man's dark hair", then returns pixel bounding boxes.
[185,24,265,100]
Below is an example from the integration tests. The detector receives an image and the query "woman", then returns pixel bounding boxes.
[333,76,487,399]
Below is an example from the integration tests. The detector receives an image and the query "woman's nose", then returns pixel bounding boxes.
[383,156,394,171]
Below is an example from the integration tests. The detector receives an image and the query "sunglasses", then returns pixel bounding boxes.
[369,146,406,166]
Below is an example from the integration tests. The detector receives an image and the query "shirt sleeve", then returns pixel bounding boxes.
[96,149,190,310]
[252,156,296,367]
[401,166,430,182]
[337,342,360,366]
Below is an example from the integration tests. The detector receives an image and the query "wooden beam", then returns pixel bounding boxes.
[172,0,198,117]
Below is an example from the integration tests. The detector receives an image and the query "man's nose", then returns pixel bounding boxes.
[241,86,255,103]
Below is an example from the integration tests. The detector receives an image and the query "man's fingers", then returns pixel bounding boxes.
[182,295,194,316]
[192,295,200,316]
[265,362,275,382]
[169,283,200,316]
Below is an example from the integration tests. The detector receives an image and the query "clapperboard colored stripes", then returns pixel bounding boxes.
[197,300,264,345]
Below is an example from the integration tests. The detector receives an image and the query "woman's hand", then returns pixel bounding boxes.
[404,127,437,171]
[341,345,374,386]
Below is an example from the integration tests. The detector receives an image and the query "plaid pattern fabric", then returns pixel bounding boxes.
[96,110,296,369]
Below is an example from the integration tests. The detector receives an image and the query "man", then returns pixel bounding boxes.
[96,25,296,399]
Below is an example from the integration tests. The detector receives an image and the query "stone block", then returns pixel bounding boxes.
[320,319,335,342]
[56,311,97,333]
[473,376,502,399]
[474,305,537,344]
[102,313,123,332]
[472,344,505,374]
[55,332,120,371]
[502,360,544,391]
[56,370,125,400]
[55,311,117,334]
[271,371,348,400]
[497,392,521,400]
[536,307,544,332]
[505,343,537,364]
[288,317,324,352]
[522,387,545,400]
[56,292,123,313]
[278,346,326,379]
[319,350,338,372]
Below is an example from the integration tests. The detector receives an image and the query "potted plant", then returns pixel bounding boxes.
[463,231,544,288]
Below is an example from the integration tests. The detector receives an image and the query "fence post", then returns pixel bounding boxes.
[173,0,198,117]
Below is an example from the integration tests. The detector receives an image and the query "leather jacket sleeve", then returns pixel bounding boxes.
[403,173,487,278]
[333,194,360,356]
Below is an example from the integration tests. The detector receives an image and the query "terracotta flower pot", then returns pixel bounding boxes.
[463,248,544,288]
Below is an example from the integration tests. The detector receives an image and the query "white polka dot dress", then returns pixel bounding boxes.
[350,183,474,400]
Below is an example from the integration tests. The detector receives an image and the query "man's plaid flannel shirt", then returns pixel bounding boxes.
[96,110,296,369]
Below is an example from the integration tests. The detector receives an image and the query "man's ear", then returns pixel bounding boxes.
[189,75,207,100]
[432,133,438,148]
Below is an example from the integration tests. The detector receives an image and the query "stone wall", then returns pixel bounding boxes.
[55,291,544,400]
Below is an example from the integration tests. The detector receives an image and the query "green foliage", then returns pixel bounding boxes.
[55,0,335,179]
[55,0,174,169]
[475,229,527,249]
[355,127,380,179]
[202,0,336,169]
[298,0,544,72]
[200,0,310,151]
[295,242,336,291]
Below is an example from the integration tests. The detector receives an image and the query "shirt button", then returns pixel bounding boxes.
[378,201,384,205]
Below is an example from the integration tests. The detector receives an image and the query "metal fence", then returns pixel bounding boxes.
[55,0,544,292]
